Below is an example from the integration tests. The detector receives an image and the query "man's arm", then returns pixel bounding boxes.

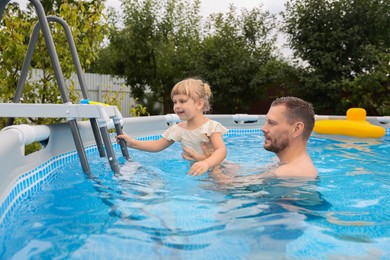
[182,142,213,161]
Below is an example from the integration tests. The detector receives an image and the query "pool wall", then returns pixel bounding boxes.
[0,114,389,223]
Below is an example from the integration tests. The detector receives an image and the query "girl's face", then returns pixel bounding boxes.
[172,94,204,120]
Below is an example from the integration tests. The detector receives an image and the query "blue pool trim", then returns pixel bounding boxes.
[0,128,388,224]
[0,145,99,224]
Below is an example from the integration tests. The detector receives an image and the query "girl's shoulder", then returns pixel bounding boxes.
[172,119,228,135]
[199,120,228,136]
[162,123,183,141]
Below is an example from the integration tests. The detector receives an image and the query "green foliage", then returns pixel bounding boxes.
[283,0,390,115]
[25,141,44,155]
[97,0,204,112]
[0,3,32,102]
[0,1,108,127]
[91,0,282,114]
[130,98,150,117]
[195,6,277,113]
[340,52,390,115]
[102,84,126,110]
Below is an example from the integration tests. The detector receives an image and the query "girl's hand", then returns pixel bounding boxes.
[116,133,132,147]
[188,161,210,176]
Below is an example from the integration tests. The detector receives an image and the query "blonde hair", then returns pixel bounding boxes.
[171,78,212,113]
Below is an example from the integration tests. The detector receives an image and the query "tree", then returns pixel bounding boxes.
[0,1,107,127]
[92,1,281,114]
[0,3,31,105]
[91,0,203,113]
[283,0,390,115]
[195,5,277,113]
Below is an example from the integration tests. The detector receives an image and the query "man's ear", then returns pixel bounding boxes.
[293,122,304,137]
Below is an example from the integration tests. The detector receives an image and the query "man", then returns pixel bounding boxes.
[260,96,317,178]
[183,96,318,179]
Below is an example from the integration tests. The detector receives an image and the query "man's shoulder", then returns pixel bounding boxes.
[274,163,318,178]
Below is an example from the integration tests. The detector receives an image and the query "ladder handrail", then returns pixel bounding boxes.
[10,16,90,104]
[0,0,127,177]
[1,0,128,173]
[1,0,91,174]
[7,15,128,159]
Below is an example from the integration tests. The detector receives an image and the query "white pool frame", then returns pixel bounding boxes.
[0,114,389,223]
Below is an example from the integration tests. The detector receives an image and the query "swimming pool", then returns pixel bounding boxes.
[0,117,389,259]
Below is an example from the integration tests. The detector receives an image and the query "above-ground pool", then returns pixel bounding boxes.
[0,121,389,259]
[1,2,389,257]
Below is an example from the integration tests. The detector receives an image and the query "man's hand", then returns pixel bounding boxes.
[181,142,213,161]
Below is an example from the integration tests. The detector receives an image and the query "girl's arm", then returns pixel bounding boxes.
[116,133,173,152]
[188,132,227,176]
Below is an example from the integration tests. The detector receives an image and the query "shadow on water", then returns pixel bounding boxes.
[200,176,332,253]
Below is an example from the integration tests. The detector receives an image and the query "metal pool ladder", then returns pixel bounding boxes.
[0,0,130,175]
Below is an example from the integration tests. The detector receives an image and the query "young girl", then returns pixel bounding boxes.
[116,78,228,176]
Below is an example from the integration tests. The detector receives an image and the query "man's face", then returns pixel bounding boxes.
[261,105,293,154]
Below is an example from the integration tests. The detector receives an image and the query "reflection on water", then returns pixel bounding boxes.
[311,134,383,160]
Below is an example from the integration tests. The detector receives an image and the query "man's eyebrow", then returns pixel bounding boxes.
[267,119,278,124]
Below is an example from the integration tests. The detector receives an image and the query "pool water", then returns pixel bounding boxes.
[1,131,390,259]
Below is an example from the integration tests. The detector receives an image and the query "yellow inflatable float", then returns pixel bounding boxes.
[314,108,385,138]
